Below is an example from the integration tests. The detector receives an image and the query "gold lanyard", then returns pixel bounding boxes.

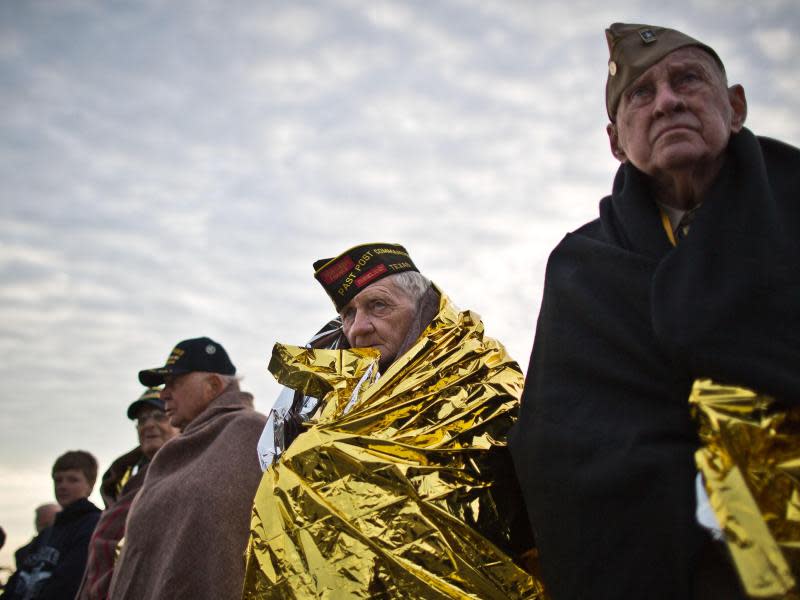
[660,208,677,247]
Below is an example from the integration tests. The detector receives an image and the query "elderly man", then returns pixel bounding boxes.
[76,388,178,600]
[510,23,799,599]
[243,243,541,599]
[107,337,266,600]
[11,504,61,570]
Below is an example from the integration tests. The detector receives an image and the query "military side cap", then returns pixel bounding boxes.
[138,336,236,387]
[605,22,724,121]
[126,387,165,419]
[313,242,419,311]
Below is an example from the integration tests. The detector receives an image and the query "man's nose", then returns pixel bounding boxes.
[349,310,374,338]
[653,82,685,117]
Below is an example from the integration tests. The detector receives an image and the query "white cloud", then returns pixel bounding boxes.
[1,0,799,571]
[752,27,795,61]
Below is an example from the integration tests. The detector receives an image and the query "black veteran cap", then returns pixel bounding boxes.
[126,387,165,420]
[605,22,724,121]
[138,337,236,387]
[313,242,419,311]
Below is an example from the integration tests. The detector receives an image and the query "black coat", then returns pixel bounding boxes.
[509,129,800,599]
[2,498,101,600]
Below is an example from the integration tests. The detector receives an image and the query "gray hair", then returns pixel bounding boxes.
[385,271,431,305]
[217,373,241,391]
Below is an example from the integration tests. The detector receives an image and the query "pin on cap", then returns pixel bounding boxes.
[604,22,724,121]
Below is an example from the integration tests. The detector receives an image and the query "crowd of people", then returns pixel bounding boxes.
[2,21,798,600]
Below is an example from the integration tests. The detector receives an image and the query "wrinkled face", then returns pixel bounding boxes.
[161,372,212,430]
[134,406,179,459]
[53,468,92,508]
[340,278,417,370]
[608,47,746,179]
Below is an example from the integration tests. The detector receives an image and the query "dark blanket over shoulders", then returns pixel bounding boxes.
[509,128,800,599]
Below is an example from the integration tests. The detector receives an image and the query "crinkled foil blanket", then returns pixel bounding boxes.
[691,379,800,599]
[243,293,544,599]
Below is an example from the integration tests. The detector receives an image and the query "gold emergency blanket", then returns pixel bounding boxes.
[691,379,800,599]
[243,292,543,599]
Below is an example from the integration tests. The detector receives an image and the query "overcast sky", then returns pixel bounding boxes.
[1,0,798,571]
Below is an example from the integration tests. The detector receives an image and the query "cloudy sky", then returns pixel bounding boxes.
[1,0,798,571]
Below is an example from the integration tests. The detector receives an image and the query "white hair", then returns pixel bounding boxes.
[385,271,431,305]
[216,373,241,391]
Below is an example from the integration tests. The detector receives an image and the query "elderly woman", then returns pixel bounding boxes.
[75,388,179,600]
[244,243,542,599]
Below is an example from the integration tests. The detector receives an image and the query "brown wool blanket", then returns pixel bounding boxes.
[108,386,267,600]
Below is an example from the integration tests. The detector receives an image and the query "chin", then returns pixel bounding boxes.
[654,146,711,171]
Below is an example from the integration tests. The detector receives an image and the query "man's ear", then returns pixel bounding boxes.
[205,374,224,400]
[728,84,747,132]
[607,123,627,163]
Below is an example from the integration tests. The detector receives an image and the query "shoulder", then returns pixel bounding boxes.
[221,408,268,436]
[546,215,606,265]
[757,134,800,161]
[205,404,267,449]
[757,135,800,188]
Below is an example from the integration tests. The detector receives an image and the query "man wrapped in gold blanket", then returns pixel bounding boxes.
[243,242,544,599]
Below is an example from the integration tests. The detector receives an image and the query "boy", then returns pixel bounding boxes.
[2,451,101,600]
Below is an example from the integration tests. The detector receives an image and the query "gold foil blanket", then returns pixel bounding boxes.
[691,379,800,599]
[243,292,543,599]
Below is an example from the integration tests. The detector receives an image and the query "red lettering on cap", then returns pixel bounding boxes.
[319,256,355,284]
[355,264,387,288]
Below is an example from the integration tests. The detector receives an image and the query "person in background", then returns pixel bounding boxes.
[2,451,101,600]
[108,337,267,600]
[510,22,799,599]
[11,504,61,571]
[31,507,60,540]
[76,387,178,600]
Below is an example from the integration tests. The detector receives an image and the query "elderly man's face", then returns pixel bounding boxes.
[135,405,179,459]
[161,372,213,430]
[608,47,746,179]
[340,278,417,370]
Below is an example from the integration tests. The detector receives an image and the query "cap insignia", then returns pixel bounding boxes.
[639,29,657,44]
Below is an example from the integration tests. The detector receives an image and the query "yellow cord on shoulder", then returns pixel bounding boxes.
[660,209,677,247]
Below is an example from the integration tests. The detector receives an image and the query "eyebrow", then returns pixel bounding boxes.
[627,59,713,91]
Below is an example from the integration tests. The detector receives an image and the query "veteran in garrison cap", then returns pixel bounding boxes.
[108,338,267,600]
[510,23,800,600]
[244,243,544,599]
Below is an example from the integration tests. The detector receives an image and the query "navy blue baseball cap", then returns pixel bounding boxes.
[126,387,165,420]
[138,337,236,387]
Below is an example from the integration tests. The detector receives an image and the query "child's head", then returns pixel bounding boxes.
[51,450,98,508]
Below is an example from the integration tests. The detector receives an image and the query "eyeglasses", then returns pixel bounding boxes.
[135,411,168,427]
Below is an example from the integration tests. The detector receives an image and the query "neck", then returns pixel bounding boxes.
[649,154,725,211]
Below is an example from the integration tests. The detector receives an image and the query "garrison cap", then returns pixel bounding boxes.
[138,337,236,387]
[605,22,724,121]
[313,242,419,311]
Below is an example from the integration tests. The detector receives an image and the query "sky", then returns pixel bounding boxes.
[1,0,799,573]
